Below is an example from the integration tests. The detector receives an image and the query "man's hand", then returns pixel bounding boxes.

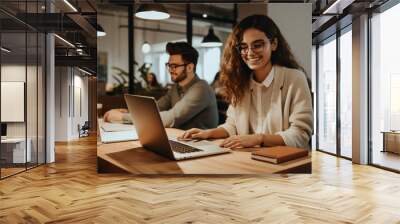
[103,108,128,123]
[219,134,263,149]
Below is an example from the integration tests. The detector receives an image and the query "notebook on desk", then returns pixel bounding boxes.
[99,121,138,143]
[101,122,136,132]
[251,146,309,164]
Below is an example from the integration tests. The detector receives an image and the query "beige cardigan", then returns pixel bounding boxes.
[219,65,313,149]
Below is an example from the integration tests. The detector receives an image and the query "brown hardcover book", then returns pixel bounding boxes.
[251,146,309,164]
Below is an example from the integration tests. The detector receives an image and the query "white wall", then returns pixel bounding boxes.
[54,67,69,141]
[237,3,268,21]
[0,65,38,137]
[73,74,89,138]
[1,65,26,138]
[1,64,46,163]
[267,3,312,79]
[54,67,89,141]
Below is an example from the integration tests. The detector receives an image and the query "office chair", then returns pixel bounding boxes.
[78,121,90,138]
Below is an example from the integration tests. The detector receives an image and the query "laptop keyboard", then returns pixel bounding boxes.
[169,140,203,153]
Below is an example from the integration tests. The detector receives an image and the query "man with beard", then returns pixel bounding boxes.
[104,42,218,130]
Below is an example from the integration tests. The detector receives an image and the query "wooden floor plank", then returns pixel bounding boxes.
[0,135,399,223]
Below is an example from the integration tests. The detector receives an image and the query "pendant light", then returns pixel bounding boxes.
[135,4,170,20]
[201,27,222,47]
[142,41,151,54]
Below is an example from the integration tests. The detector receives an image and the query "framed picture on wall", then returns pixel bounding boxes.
[1,81,25,122]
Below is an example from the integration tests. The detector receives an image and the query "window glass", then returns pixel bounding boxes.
[317,36,337,154]
[371,3,400,171]
[340,29,352,158]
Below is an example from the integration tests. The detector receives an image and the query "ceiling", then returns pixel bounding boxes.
[0,0,97,73]
[1,0,394,72]
[311,0,390,43]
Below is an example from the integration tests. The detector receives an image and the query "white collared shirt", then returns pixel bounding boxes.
[249,66,275,134]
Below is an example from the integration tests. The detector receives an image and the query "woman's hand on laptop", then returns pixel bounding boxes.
[219,134,263,149]
[179,128,211,140]
[103,108,129,123]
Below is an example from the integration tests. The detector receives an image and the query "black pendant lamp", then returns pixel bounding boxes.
[201,27,222,47]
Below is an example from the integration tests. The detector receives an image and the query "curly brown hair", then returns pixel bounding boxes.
[220,15,303,106]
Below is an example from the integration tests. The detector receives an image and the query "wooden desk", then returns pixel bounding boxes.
[97,129,311,174]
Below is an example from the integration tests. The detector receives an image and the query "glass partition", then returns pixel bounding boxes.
[0,0,46,179]
[0,1,28,177]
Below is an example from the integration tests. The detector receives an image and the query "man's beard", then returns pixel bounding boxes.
[172,70,188,83]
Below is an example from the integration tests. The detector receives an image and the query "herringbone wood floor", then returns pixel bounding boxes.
[1,136,400,224]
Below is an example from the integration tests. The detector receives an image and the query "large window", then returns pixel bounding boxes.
[317,35,337,154]
[371,2,400,171]
[316,26,353,159]
[339,27,352,158]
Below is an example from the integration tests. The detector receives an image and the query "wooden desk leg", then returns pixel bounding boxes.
[97,157,129,174]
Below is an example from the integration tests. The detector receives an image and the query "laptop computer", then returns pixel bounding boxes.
[124,94,230,160]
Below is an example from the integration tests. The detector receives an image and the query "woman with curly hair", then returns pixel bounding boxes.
[180,14,313,149]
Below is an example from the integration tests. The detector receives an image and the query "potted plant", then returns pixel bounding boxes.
[109,61,153,95]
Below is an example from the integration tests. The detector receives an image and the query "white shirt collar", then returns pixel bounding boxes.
[251,65,275,88]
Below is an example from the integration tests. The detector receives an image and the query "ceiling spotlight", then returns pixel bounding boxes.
[142,42,151,54]
[1,47,11,53]
[202,13,208,18]
[201,27,222,47]
[78,67,92,76]
[97,24,106,37]
[135,4,170,20]
[63,0,78,12]
[54,34,75,48]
